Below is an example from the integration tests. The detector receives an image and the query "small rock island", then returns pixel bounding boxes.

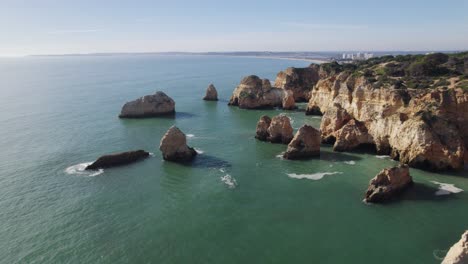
[255,114,293,144]
[159,126,197,162]
[364,164,413,203]
[86,150,150,170]
[283,125,321,159]
[203,84,218,101]
[119,91,175,118]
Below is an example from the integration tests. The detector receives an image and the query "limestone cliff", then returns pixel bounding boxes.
[307,73,467,171]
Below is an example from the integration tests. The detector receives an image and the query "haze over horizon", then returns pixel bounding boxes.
[1,0,467,57]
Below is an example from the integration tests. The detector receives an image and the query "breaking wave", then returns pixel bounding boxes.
[220,174,237,189]
[65,162,104,177]
[287,172,343,181]
[431,181,463,196]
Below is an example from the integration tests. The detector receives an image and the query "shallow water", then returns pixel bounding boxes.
[0,55,467,264]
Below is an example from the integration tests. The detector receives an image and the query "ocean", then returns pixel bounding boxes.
[0,55,466,263]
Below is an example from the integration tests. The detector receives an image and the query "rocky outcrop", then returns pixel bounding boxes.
[267,115,294,144]
[119,91,175,118]
[228,75,289,109]
[255,115,293,144]
[86,150,149,170]
[282,90,296,110]
[274,64,320,102]
[308,71,467,171]
[283,125,321,159]
[203,84,218,101]
[364,164,413,203]
[443,231,468,264]
[255,115,272,141]
[159,126,197,162]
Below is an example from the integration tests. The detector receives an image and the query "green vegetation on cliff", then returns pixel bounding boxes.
[319,52,468,90]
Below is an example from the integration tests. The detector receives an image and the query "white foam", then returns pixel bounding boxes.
[65,162,104,177]
[431,181,463,196]
[186,134,195,138]
[195,148,204,154]
[344,161,356,165]
[311,116,322,119]
[375,155,390,159]
[221,174,237,189]
[149,152,155,157]
[287,172,342,181]
[276,152,285,160]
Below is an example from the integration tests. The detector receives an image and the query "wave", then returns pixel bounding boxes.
[195,148,204,154]
[65,162,104,177]
[276,152,285,160]
[287,172,342,181]
[220,174,237,189]
[375,155,390,159]
[186,134,195,138]
[431,181,463,196]
[344,161,356,165]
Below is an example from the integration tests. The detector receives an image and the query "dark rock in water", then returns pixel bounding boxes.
[283,125,321,159]
[159,126,197,162]
[305,103,322,115]
[364,164,413,203]
[119,91,175,118]
[255,115,272,141]
[86,150,150,170]
[203,84,218,101]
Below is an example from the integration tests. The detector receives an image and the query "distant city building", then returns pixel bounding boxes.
[341,52,374,61]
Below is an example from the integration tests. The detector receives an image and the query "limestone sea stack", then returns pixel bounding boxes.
[228,75,284,109]
[283,125,321,159]
[255,114,293,144]
[274,64,320,102]
[442,231,468,264]
[159,126,197,162]
[255,115,272,141]
[267,115,294,144]
[119,91,175,118]
[364,164,413,203]
[282,90,296,110]
[203,84,218,101]
[85,150,150,170]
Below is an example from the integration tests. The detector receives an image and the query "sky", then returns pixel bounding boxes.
[0,0,467,56]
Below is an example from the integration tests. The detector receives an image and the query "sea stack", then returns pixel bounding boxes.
[203,84,218,101]
[282,90,297,110]
[228,75,284,109]
[267,115,294,144]
[255,115,293,144]
[85,150,150,170]
[364,164,413,203]
[283,125,321,159]
[255,115,272,141]
[159,126,197,162]
[442,231,468,264]
[119,91,175,118]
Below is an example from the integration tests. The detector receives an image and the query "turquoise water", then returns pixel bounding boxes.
[0,55,467,264]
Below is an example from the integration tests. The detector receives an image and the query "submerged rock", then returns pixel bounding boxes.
[364,164,413,203]
[267,115,294,144]
[443,231,468,264]
[255,115,272,141]
[203,84,218,101]
[159,126,197,162]
[228,75,284,109]
[119,91,175,118]
[283,125,321,159]
[86,150,150,170]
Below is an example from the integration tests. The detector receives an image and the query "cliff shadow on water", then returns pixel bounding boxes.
[382,183,460,204]
[319,149,362,162]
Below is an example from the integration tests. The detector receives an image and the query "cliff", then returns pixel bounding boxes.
[301,53,468,171]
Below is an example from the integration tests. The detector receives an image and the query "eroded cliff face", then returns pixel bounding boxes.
[307,73,468,171]
[228,75,285,109]
[274,64,320,102]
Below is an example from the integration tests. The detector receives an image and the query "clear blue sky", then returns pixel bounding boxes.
[0,0,467,56]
